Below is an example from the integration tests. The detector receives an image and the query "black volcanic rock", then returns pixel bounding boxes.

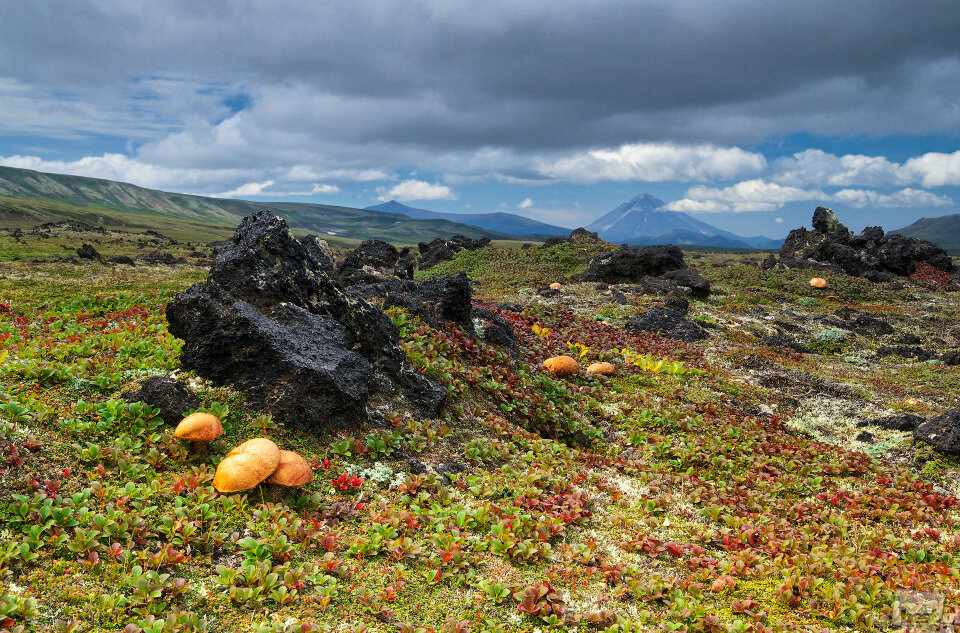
[581,245,687,283]
[916,408,960,455]
[300,235,336,275]
[418,235,490,269]
[662,268,711,298]
[337,239,416,286]
[540,227,600,248]
[165,210,443,432]
[625,297,707,342]
[384,272,473,329]
[77,243,103,262]
[473,306,518,357]
[122,377,199,426]
[777,207,954,279]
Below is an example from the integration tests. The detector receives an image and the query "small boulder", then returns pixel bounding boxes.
[915,408,960,455]
[625,297,707,342]
[581,245,687,284]
[473,306,518,357]
[77,243,103,262]
[109,255,136,266]
[662,269,711,298]
[418,235,490,269]
[122,377,200,426]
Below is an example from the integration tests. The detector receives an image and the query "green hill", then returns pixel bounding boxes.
[0,166,526,245]
[891,213,960,254]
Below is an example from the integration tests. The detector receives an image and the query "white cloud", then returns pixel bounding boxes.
[518,197,533,208]
[665,199,731,213]
[376,179,456,202]
[898,150,960,187]
[217,180,275,198]
[539,142,766,183]
[775,217,784,223]
[771,149,902,187]
[681,179,827,211]
[0,152,255,192]
[831,187,953,208]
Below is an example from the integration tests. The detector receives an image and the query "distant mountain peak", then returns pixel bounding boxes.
[586,192,780,249]
[623,193,666,210]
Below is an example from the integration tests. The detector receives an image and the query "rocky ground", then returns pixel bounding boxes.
[0,210,958,632]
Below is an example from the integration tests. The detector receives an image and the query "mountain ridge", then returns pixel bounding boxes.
[365,200,571,237]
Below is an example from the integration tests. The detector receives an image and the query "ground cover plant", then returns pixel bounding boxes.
[0,232,959,632]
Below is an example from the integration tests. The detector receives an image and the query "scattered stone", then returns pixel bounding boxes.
[875,345,938,362]
[759,253,777,270]
[625,297,707,342]
[165,210,443,432]
[941,350,960,366]
[662,268,711,298]
[611,291,629,305]
[122,377,200,426]
[493,302,523,313]
[915,408,960,455]
[436,461,468,484]
[76,243,103,262]
[418,235,490,269]
[581,245,687,284]
[762,335,809,354]
[108,255,136,266]
[384,272,473,329]
[537,287,561,298]
[855,431,874,443]
[831,308,894,337]
[857,413,924,432]
[473,306,518,357]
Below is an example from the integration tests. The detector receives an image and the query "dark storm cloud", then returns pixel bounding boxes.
[2,0,960,152]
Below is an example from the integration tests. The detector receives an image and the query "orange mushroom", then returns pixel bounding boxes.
[267,450,314,500]
[543,355,580,377]
[809,277,828,289]
[549,282,562,290]
[213,438,281,493]
[174,412,224,454]
[587,362,616,375]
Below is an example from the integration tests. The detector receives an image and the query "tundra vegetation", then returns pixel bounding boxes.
[0,221,958,633]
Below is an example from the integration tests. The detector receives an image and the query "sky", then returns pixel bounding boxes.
[1,1,959,238]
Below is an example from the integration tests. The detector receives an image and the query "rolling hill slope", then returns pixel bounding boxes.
[0,166,524,244]
[892,214,960,254]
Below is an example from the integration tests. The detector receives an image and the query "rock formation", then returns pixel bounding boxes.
[776,207,954,280]
[165,210,444,432]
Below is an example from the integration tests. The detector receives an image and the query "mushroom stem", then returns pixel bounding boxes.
[268,483,285,503]
[190,440,208,455]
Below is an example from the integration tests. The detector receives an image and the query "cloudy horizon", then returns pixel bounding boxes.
[1,0,959,236]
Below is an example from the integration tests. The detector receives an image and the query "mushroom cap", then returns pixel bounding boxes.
[543,355,580,376]
[267,450,315,487]
[549,282,562,289]
[174,412,224,442]
[213,438,281,493]
[809,277,828,289]
[587,361,616,375]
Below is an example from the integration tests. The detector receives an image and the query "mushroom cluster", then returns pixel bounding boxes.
[174,413,314,497]
[213,437,315,497]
